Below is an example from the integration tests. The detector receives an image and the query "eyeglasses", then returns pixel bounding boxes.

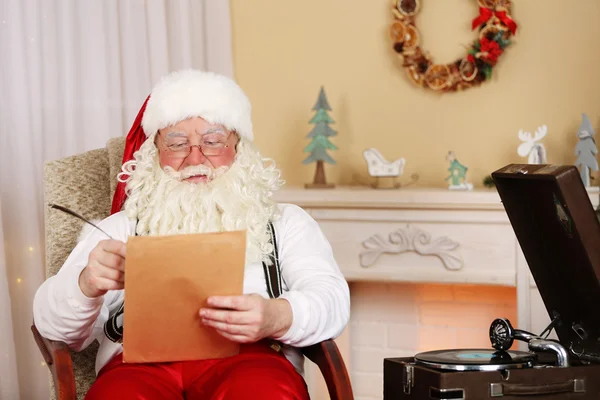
[158,132,234,159]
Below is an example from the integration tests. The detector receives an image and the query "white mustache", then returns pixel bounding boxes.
[163,164,229,181]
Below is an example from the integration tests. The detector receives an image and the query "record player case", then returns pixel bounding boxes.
[384,164,600,399]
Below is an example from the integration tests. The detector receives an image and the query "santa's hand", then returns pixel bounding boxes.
[199,294,292,343]
[79,239,126,298]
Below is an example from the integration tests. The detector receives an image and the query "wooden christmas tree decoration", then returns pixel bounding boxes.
[303,86,337,188]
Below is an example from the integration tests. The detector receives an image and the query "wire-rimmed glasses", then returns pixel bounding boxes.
[157,131,234,159]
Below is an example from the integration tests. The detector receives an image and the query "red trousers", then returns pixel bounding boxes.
[85,342,309,400]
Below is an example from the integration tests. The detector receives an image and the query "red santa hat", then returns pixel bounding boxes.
[110,69,253,214]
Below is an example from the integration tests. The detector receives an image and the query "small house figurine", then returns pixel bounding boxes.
[445,151,473,190]
[574,113,598,187]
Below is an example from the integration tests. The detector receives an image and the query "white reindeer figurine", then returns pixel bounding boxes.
[518,125,548,164]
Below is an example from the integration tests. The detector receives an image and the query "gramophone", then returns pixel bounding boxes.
[384,164,600,399]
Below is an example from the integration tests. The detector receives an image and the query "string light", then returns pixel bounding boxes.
[28,246,34,252]
[16,278,22,284]
[41,362,46,367]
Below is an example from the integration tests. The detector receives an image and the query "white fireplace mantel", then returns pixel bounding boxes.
[275,186,530,287]
[273,186,600,398]
[274,186,599,320]
[275,186,516,210]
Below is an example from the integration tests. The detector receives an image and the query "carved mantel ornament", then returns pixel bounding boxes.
[360,224,464,270]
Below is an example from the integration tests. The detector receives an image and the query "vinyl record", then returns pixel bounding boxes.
[415,348,537,371]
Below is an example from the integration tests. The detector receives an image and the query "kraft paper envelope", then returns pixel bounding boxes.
[122,230,246,363]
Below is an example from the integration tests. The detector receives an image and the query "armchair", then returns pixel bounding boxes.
[33,137,353,400]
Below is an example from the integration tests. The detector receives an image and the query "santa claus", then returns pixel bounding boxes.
[33,69,350,400]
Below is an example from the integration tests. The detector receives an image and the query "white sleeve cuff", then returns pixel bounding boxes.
[273,290,310,344]
[63,267,104,311]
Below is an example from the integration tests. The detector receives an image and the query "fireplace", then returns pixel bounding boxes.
[273,186,598,400]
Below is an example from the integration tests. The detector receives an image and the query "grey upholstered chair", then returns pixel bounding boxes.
[34,137,125,399]
[32,136,353,400]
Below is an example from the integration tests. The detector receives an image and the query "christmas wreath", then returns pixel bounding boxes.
[390,0,517,92]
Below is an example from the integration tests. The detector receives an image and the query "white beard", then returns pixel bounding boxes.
[120,136,283,264]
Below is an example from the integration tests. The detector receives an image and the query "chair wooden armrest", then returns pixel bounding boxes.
[31,324,77,400]
[301,339,354,400]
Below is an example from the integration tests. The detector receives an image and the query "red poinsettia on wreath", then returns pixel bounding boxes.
[468,37,502,65]
[467,30,512,79]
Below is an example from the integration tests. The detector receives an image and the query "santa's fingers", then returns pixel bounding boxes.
[199,308,258,325]
[202,319,258,342]
[87,259,125,282]
[83,276,124,292]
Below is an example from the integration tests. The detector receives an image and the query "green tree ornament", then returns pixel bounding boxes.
[303,86,337,188]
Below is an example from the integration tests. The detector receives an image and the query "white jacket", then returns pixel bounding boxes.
[33,203,350,375]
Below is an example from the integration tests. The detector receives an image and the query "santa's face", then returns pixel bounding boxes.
[155,117,239,183]
[122,122,283,263]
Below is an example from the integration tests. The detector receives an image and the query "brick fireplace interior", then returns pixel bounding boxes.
[349,282,517,400]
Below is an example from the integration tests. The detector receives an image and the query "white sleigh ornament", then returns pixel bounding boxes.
[518,125,548,164]
[363,148,417,189]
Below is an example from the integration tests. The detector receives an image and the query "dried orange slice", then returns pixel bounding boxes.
[390,21,408,43]
[402,25,420,50]
[397,0,420,16]
[424,64,451,90]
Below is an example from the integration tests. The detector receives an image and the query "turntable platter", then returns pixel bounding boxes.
[414,349,537,371]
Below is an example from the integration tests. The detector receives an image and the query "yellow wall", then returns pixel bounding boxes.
[231,0,600,188]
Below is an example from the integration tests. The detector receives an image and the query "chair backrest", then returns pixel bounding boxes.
[43,137,126,399]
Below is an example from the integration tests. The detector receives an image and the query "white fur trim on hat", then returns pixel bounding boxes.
[141,69,253,141]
